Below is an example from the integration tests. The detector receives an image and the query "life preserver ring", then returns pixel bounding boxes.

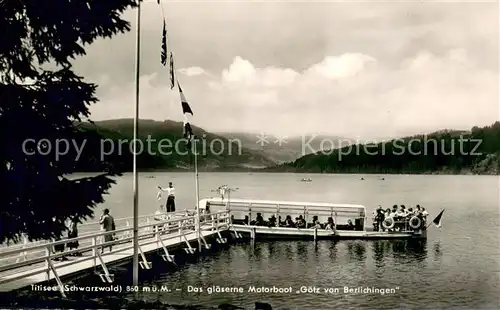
[382,217,395,229]
[409,216,422,229]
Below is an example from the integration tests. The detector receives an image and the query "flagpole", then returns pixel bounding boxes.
[194,138,201,251]
[132,0,141,287]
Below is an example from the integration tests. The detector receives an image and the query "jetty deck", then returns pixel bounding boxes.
[0,210,233,296]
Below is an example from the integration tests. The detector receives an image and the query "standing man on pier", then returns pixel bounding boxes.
[158,182,176,212]
[99,209,116,253]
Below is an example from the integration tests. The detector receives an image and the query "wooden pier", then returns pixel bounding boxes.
[0,198,428,298]
[0,210,237,297]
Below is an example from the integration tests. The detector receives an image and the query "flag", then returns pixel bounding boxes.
[178,83,194,141]
[169,52,175,89]
[432,209,445,228]
[161,20,167,66]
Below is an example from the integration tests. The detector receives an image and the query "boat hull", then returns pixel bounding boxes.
[231,225,426,240]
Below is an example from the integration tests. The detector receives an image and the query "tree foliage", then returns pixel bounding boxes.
[0,0,136,243]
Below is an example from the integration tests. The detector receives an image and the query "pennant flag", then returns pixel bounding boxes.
[169,52,175,89]
[161,20,167,66]
[178,83,194,141]
[432,209,445,228]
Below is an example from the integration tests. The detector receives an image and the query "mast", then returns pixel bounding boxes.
[132,0,141,287]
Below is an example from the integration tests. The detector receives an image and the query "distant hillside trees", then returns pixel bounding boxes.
[78,119,275,171]
[0,0,136,243]
[287,122,500,174]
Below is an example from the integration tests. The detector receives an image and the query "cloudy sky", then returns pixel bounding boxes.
[76,0,499,140]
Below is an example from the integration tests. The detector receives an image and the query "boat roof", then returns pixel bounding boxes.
[200,197,365,209]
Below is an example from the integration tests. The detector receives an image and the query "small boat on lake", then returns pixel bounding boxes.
[200,198,427,240]
[300,178,312,182]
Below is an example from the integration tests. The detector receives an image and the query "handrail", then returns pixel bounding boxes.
[0,211,230,288]
[0,210,227,258]
[0,209,197,250]
[228,205,362,214]
[202,198,366,209]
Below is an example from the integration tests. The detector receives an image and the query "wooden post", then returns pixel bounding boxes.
[45,246,50,281]
[92,236,97,268]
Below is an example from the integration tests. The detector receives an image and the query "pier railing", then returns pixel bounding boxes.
[0,209,197,265]
[0,210,230,296]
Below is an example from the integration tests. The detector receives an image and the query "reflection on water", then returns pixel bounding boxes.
[123,237,498,309]
[433,242,442,260]
[123,239,455,309]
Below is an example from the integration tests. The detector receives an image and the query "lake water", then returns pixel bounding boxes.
[84,173,500,308]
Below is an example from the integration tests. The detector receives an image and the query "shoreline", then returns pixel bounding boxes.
[79,169,499,175]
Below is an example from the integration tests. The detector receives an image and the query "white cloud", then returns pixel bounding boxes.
[178,66,206,76]
[220,56,299,89]
[305,54,376,79]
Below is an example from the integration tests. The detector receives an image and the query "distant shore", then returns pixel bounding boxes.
[89,167,499,175]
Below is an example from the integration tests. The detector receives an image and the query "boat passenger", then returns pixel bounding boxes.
[393,205,407,231]
[375,207,385,231]
[325,217,335,230]
[373,206,383,231]
[310,216,322,229]
[255,213,265,226]
[268,215,277,227]
[310,216,319,228]
[385,208,391,218]
[296,215,306,228]
[372,209,377,229]
[421,208,429,220]
[313,220,322,229]
[346,219,355,230]
[399,205,407,216]
[407,208,413,216]
[415,205,422,216]
[284,215,294,227]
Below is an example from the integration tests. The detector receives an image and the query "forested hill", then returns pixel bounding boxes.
[76,119,275,171]
[275,122,500,175]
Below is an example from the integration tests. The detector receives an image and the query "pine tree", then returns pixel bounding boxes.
[0,0,137,243]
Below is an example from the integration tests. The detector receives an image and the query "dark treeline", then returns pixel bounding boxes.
[282,122,500,174]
